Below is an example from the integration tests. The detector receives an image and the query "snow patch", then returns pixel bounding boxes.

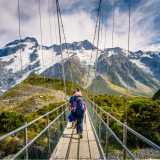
[108,50,117,57]
[130,59,153,76]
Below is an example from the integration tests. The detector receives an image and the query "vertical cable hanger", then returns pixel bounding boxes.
[17,0,26,118]
[57,1,74,91]
[52,0,62,88]
[112,0,116,49]
[18,0,23,85]
[48,0,57,87]
[38,0,45,85]
[93,0,102,103]
[48,0,53,63]
[126,0,131,122]
[104,0,108,50]
[56,0,68,106]
[104,0,111,94]
[85,0,101,98]
[100,0,104,50]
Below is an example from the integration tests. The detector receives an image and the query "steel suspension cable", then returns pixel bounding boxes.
[56,0,68,106]
[126,0,131,122]
[48,0,57,87]
[52,1,61,87]
[57,1,74,91]
[112,0,116,49]
[100,0,104,50]
[48,0,53,62]
[85,2,101,98]
[93,0,102,103]
[17,0,27,122]
[38,0,45,85]
[104,0,111,93]
[53,0,58,45]
[104,0,108,49]
[18,0,23,86]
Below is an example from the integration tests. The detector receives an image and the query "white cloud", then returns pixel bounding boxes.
[0,0,160,52]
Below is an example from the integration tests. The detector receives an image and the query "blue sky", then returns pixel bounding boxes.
[0,0,160,51]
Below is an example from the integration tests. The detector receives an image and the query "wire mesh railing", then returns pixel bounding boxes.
[0,102,69,160]
[87,99,160,160]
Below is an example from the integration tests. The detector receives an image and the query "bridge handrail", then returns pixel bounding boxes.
[87,99,160,151]
[87,102,136,159]
[10,107,68,160]
[0,102,68,141]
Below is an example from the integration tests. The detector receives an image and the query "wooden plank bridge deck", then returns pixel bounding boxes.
[50,110,102,159]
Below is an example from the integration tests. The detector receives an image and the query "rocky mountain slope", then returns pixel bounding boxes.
[0,37,160,96]
[0,74,88,114]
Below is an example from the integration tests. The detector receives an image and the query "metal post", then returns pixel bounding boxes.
[62,106,64,136]
[57,108,59,135]
[106,115,109,158]
[107,114,109,127]
[24,122,28,160]
[47,114,50,153]
[123,122,127,160]
[99,110,102,139]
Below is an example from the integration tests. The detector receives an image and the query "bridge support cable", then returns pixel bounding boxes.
[56,0,68,107]
[38,0,45,86]
[48,0,53,61]
[112,0,116,49]
[17,0,23,84]
[93,0,102,103]
[52,1,62,87]
[104,0,108,50]
[48,0,57,88]
[57,1,74,91]
[125,0,131,122]
[17,1,28,158]
[85,1,101,98]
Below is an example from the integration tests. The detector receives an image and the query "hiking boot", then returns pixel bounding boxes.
[79,132,83,138]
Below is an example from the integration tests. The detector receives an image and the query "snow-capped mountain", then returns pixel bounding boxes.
[0,37,160,96]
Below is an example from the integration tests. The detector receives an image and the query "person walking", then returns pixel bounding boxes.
[69,91,76,127]
[72,92,86,138]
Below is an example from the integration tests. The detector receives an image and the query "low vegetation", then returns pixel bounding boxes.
[92,95,160,148]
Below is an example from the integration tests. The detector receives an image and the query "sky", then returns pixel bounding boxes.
[0,0,160,51]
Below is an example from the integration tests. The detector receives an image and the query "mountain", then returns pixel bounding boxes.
[0,37,160,96]
[129,50,160,81]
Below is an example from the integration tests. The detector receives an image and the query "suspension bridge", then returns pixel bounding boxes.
[0,0,160,159]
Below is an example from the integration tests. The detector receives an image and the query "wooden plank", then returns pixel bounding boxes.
[79,140,90,159]
[79,117,90,159]
[86,110,101,159]
[50,109,102,160]
[87,130,96,141]
[68,129,79,159]
[89,140,101,159]
[50,122,73,159]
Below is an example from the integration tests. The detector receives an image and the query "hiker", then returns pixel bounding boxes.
[69,91,76,111]
[72,92,86,138]
[68,91,77,127]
